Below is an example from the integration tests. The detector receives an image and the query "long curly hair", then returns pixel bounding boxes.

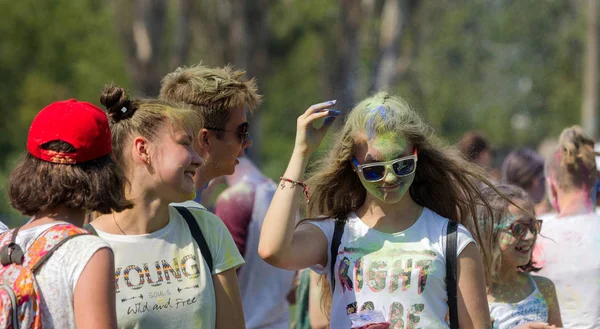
[304,92,503,316]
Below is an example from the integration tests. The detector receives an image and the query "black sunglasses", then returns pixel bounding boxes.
[205,126,251,145]
[509,219,543,239]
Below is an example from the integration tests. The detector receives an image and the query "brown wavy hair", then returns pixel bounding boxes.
[304,92,503,316]
[9,141,132,216]
[545,125,597,192]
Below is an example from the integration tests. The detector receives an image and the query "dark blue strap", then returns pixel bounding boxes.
[174,206,214,274]
[330,220,345,293]
[446,220,459,329]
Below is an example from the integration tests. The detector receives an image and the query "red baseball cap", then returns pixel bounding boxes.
[27,99,112,164]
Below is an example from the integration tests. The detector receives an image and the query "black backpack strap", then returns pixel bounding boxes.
[446,220,459,329]
[83,223,98,236]
[174,206,214,274]
[330,219,345,294]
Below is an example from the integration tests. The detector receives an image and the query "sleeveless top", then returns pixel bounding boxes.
[489,275,548,329]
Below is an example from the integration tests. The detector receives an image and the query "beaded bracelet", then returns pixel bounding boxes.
[279,176,310,204]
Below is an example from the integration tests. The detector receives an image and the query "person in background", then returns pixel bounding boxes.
[159,64,260,204]
[91,86,245,329]
[293,269,329,329]
[213,156,297,329]
[535,125,600,329]
[476,184,561,329]
[501,148,552,216]
[2,99,129,328]
[459,130,497,179]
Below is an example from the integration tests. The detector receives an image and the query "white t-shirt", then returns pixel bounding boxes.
[0,222,111,329]
[535,213,600,329]
[308,208,475,329]
[94,203,244,329]
[489,274,548,329]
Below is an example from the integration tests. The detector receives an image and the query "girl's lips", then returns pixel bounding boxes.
[380,183,402,190]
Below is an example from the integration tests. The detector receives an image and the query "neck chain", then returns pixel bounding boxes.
[112,212,127,235]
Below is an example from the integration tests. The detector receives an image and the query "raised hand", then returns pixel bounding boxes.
[293,100,339,156]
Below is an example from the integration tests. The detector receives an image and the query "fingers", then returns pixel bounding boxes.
[303,109,339,128]
[303,100,337,117]
[319,114,338,132]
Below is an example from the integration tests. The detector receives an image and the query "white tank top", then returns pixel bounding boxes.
[489,275,548,329]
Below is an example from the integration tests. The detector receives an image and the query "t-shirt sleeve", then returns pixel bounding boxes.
[304,219,335,275]
[189,207,245,275]
[62,235,112,291]
[455,222,476,257]
[0,221,8,234]
[214,182,256,257]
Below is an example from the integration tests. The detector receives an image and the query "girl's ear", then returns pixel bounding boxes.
[133,136,151,165]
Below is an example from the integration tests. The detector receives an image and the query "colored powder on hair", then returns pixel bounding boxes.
[365,105,388,141]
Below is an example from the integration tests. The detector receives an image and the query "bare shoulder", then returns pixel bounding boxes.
[296,219,331,235]
[531,275,557,296]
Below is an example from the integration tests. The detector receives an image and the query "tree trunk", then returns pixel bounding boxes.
[170,0,193,70]
[330,0,362,116]
[372,0,410,92]
[582,0,598,138]
[239,0,271,165]
[115,0,167,96]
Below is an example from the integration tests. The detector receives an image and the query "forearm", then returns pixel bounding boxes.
[258,151,309,266]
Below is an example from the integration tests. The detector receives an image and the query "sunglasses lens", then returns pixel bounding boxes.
[393,158,416,176]
[532,220,541,234]
[362,166,385,181]
[512,223,526,237]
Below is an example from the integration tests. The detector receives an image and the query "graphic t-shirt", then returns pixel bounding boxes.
[535,213,600,329]
[95,203,244,329]
[308,208,475,329]
[0,222,110,329]
[489,274,549,329]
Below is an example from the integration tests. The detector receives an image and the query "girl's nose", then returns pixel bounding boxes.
[383,166,397,184]
[521,227,536,241]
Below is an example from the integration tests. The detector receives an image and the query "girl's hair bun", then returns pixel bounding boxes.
[100,84,138,122]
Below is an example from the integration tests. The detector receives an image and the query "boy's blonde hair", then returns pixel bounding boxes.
[159,63,262,129]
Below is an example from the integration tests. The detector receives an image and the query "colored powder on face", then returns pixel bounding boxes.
[370,133,409,161]
[357,133,413,203]
[181,190,196,201]
[363,173,414,204]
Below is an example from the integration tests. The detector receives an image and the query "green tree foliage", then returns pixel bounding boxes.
[0,0,592,223]
[0,0,129,223]
[396,0,584,146]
